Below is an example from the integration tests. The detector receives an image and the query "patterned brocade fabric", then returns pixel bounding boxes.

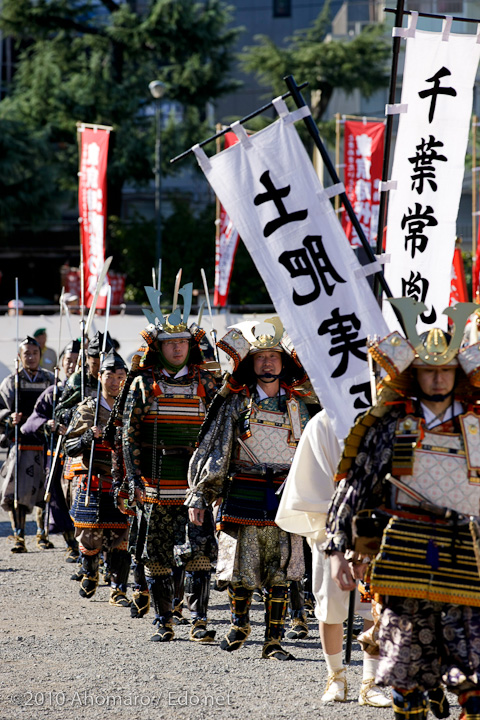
[188,389,309,586]
[122,366,218,503]
[324,405,403,553]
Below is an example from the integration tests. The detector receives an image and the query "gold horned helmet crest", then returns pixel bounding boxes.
[140,282,193,345]
[389,298,478,366]
[239,316,285,353]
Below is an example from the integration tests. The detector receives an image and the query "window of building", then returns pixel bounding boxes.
[273,0,291,18]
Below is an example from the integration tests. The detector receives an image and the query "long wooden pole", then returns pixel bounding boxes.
[473,115,477,266]
[335,113,341,217]
[374,0,406,305]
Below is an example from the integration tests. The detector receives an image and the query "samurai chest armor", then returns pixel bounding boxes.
[370,413,480,607]
[141,376,206,505]
[219,399,299,528]
[392,414,480,518]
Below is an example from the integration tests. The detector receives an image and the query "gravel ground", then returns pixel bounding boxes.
[0,504,459,720]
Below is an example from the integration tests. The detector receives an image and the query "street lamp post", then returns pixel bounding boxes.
[148,80,166,270]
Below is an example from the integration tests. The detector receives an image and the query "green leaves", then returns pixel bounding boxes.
[241,14,390,121]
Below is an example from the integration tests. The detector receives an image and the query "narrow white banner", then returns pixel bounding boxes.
[193,114,389,440]
[384,28,480,332]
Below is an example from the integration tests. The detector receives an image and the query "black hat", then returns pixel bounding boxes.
[19,336,40,349]
[60,339,81,357]
[87,331,113,358]
[100,349,127,373]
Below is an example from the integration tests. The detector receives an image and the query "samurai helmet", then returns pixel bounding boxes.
[138,276,205,368]
[140,282,195,344]
[368,297,480,393]
[217,316,307,387]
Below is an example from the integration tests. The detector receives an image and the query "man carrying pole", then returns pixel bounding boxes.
[65,347,130,604]
[0,336,55,552]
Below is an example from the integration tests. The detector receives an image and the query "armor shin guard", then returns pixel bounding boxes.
[130,561,150,618]
[184,570,211,622]
[147,574,174,626]
[10,505,27,535]
[79,553,100,599]
[392,688,428,719]
[264,585,289,641]
[228,584,253,627]
[132,560,148,592]
[172,566,188,623]
[289,579,305,619]
[185,570,216,642]
[110,550,131,593]
[220,585,253,652]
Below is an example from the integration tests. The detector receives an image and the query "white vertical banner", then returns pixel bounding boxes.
[384,27,480,332]
[193,109,389,440]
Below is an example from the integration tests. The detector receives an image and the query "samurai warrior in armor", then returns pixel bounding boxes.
[119,282,219,642]
[187,317,312,660]
[325,298,480,719]
[65,349,131,606]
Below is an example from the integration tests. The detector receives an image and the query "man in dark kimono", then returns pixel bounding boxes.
[0,337,55,552]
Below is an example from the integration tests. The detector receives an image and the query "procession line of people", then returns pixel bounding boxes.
[6,286,480,717]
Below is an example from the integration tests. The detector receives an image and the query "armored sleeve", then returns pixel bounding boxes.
[121,373,154,494]
[64,398,95,458]
[186,392,241,509]
[324,408,399,554]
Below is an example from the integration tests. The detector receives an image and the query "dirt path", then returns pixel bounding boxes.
[0,507,452,720]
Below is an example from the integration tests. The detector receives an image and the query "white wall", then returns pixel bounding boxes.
[0,310,276,382]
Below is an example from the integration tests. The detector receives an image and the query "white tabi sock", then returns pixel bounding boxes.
[324,651,344,676]
[362,653,379,681]
[360,653,391,708]
[321,652,347,703]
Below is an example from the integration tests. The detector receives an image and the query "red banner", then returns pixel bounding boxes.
[78,126,110,308]
[62,265,126,314]
[214,132,241,307]
[450,247,468,304]
[474,234,480,301]
[342,120,385,247]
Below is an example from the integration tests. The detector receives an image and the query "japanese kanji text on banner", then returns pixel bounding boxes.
[342,120,385,247]
[384,26,480,332]
[193,107,389,440]
[78,125,111,308]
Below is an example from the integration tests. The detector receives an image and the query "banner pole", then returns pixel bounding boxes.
[335,113,341,217]
[473,115,477,270]
[283,75,396,305]
[214,123,222,309]
[374,0,406,305]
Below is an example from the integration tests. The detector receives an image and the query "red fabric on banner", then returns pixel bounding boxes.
[63,267,125,314]
[78,127,110,308]
[450,247,468,303]
[474,235,480,301]
[342,120,385,247]
[214,132,241,307]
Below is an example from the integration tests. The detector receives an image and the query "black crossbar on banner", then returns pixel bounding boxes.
[384,7,480,24]
[169,82,308,165]
[171,73,407,332]
[374,0,406,305]
[283,75,395,304]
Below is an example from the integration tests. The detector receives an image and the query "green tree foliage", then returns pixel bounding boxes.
[241,6,391,122]
[0,0,241,221]
[0,118,61,233]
